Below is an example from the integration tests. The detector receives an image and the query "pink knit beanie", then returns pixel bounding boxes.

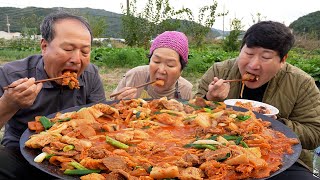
[149,31,189,63]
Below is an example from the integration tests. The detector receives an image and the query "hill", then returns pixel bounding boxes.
[0,7,123,38]
[289,11,320,38]
[0,7,224,39]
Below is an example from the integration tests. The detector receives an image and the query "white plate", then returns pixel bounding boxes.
[224,99,279,117]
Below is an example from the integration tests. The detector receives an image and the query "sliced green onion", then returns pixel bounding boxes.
[64,169,101,175]
[40,116,53,130]
[63,145,75,152]
[106,135,129,149]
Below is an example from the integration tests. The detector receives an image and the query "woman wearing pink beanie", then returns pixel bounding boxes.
[112,31,193,100]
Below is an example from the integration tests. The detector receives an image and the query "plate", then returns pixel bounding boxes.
[224,99,279,117]
[20,103,301,180]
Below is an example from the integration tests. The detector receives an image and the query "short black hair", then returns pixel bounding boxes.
[40,12,93,43]
[240,21,295,60]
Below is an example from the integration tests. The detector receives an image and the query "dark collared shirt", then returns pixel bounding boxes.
[0,55,106,147]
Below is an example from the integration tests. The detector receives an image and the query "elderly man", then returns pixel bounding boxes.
[0,12,106,179]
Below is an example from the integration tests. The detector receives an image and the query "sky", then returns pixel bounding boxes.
[0,0,319,31]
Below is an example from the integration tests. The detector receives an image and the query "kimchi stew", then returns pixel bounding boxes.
[62,71,80,89]
[25,97,299,180]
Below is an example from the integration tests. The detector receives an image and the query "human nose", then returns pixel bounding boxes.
[69,49,81,64]
[248,55,261,70]
[158,63,167,74]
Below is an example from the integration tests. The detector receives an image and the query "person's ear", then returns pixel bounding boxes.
[40,38,48,54]
[281,54,288,63]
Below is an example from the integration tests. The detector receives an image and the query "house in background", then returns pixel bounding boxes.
[0,31,21,39]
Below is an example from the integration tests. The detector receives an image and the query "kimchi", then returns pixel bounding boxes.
[25,97,299,179]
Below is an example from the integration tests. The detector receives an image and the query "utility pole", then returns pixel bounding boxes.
[127,0,130,15]
[6,14,10,33]
[222,5,225,39]
[220,5,228,39]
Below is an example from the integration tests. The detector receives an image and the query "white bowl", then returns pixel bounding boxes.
[224,99,279,117]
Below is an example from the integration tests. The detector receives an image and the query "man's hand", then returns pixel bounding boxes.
[2,78,43,110]
[115,87,137,100]
[205,77,230,101]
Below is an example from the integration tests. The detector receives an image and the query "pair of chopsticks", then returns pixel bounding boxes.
[110,80,157,98]
[3,76,67,90]
[223,79,252,83]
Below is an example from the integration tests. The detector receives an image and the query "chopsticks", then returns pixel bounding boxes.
[223,79,251,83]
[3,76,67,90]
[110,80,157,98]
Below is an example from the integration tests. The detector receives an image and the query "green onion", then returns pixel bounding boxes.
[240,141,249,148]
[57,117,71,122]
[183,144,217,150]
[64,169,101,175]
[217,153,231,162]
[40,116,53,130]
[45,154,55,160]
[69,161,87,170]
[136,111,141,118]
[183,115,197,121]
[208,135,218,140]
[235,136,243,145]
[106,135,129,149]
[142,126,150,129]
[63,145,75,152]
[236,115,251,121]
[147,166,153,173]
[222,135,241,141]
[204,108,212,113]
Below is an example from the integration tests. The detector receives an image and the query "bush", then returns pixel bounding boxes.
[91,47,149,68]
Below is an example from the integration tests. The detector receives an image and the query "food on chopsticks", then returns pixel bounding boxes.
[62,71,79,89]
[25,97,299,180]
[235,101,271,114]
[240,72,259,98]
[242,72,259,82]
[152,79,165,87]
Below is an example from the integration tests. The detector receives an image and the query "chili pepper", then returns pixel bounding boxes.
[40,116,53,130]
[64,169,101,175]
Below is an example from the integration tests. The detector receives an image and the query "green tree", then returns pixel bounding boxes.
[180,0,219,47]
[20,14,42,38]
[121,0,188,48]
[84,14,108,38]
[222,18,243,52]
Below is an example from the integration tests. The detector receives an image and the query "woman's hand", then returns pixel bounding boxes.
[205,77,230,101]
[2,78,43,110]
[115,87,137,100]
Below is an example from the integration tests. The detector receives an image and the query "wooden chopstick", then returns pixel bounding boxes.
[223,79,251,83]
[3,76,67,90]
[110,80,157,98]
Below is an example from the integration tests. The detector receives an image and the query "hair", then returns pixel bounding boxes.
[147,54,187,71]
[240,21,295,60]
[40,12,93,43]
